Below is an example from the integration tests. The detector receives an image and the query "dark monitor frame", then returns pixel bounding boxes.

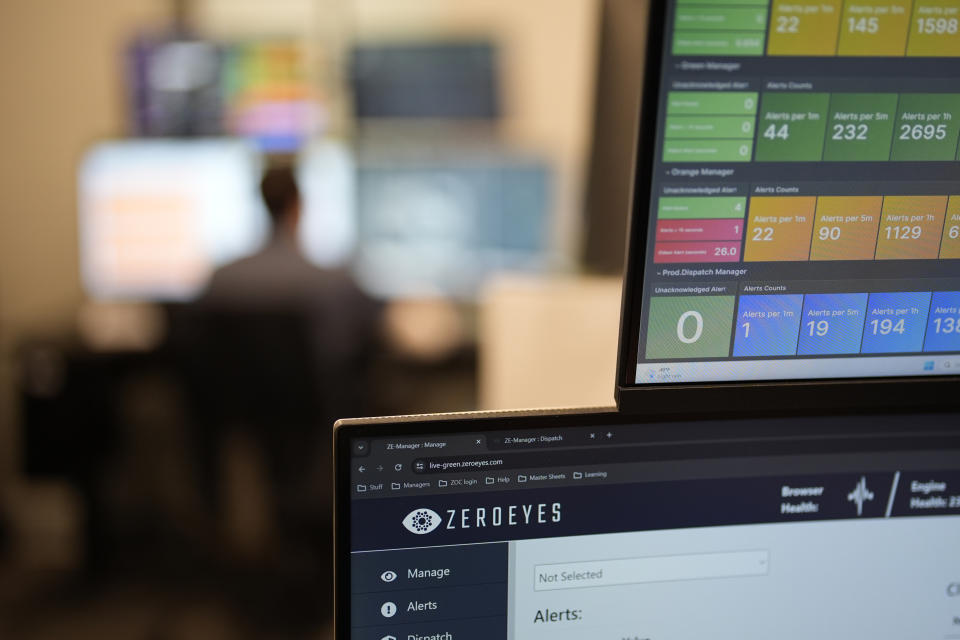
[614,0,960,414]
[333,404,960,638]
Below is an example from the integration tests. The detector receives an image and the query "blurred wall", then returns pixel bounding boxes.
[0,0,170,483]
[480,275,622,410]
[583,0,648,274]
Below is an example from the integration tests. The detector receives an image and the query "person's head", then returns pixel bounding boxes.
[260,165,301,234]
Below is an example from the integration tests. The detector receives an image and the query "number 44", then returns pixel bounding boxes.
[763,124,789,140]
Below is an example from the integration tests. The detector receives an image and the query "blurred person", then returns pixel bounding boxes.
[195,162,378,502]
[202,164,379,416]
[177,164,377,630]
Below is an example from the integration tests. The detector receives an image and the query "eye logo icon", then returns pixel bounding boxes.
[380,570,397,583]
[402,508,441,534]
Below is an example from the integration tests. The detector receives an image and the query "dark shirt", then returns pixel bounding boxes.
[201,233,378,412]
[204,234,375,356]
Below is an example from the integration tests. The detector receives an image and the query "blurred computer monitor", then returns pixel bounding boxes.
[353,156,552,300]
[128,35,322,152]
[350,42,499,120]
[223,41,325,153]
[298,140,357,268]
[78,139,268,301]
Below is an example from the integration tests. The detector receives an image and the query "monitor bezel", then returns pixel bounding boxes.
[332,404,960,638]
[614,0,960,412]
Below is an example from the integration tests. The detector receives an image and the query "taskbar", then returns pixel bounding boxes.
[636,353,960,384]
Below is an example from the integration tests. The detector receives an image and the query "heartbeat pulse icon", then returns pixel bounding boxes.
[847,476,875,516]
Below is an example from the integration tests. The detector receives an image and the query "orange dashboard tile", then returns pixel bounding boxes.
[810,196,883,260]
[837,0,913,56]
[907,0,960,57]
[767,0,843,55]
[938,196,960,258]
[744,196,817,261]
[875,195,948,259]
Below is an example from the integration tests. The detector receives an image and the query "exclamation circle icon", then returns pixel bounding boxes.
[380,601,397,618]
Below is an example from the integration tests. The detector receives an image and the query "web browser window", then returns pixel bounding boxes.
[625,0,960,386]
[342,414,960,639]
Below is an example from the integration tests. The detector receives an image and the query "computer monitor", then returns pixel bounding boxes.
[297,140,357,268]
[350,42,499,120]
[335,407,960,639]
[617,0,960,410]
[78,139,268,301]
[353,157,552,300]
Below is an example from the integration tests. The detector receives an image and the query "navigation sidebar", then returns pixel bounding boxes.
[350,543,508,640]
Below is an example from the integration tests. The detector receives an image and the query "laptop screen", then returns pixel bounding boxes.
[338,411,960,639]
[621,0,960,388]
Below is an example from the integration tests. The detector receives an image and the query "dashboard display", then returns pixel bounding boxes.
[629,0,960,385]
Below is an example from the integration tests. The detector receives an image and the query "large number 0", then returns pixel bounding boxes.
[677,310,704,344]
[777,15,800,33]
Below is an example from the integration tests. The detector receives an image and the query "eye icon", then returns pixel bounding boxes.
[402,508,441,534]
[380,570,398,583]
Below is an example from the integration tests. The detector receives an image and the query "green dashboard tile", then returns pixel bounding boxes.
[665,115,755,139]
[890,93,960,162]
[663,139,754,162]
[673,32,766,56]
[754,93,830,162]
[667,92,759,116]
[674,6,769,30]
[822,93,898,161]
[645,296,736,360]
[658,197,747,219]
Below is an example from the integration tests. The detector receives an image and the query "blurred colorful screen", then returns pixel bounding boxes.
[78,140,268,301]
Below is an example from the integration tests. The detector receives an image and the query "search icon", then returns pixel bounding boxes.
[948,583,960,597]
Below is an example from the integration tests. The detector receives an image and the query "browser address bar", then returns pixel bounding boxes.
[533,550,769,591]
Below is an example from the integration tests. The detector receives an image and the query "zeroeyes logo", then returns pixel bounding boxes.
[402,508,442,534]
[402,503,562,534]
